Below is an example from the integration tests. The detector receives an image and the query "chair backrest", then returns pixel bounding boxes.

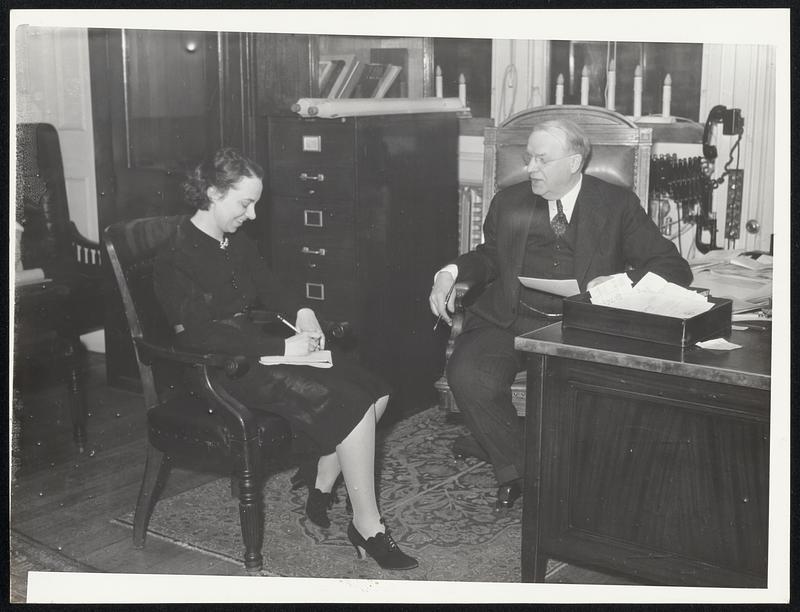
[104,216,186,406]
[472,105,652,252]
[16,123,73,275]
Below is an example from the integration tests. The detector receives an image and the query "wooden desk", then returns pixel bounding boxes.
[515,322,770,587]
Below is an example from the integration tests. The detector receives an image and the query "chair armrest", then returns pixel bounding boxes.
[134,337,250,377]
[135,338,262,439]
[449,280,486,342]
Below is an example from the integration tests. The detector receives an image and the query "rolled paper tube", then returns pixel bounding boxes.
[633,65,642,118]
[606,59,615,110]
[555,73,564,105]
[580,66,589,105]
[292,97,469,119]
[662,74,672,117]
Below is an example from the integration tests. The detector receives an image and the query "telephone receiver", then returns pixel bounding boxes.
[702,104,744,160]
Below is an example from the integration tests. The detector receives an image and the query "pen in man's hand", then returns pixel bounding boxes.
[433,283,456,331]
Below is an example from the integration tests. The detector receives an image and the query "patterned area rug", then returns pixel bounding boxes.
[115,406,558,582]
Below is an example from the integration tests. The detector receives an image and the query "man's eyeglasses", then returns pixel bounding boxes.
[522,152,577,168]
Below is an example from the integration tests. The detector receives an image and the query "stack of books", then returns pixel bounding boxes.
[319,54,404,99]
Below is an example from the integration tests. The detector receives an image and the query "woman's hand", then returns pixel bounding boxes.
[285,331,324,356]
[296,308,325,350]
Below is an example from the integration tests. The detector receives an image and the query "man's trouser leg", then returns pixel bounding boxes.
[446,319,525,484]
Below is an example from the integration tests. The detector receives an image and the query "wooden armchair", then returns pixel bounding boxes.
[435,106,653,417]
[16,123,104,334]
[104,216,293,573]
[14,122,104,453]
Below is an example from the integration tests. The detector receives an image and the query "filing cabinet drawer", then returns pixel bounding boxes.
[273,242,356,279]
[269,118,355,165]
[271,197,355,246]
[270,162,355,200]
[285,276,358,319]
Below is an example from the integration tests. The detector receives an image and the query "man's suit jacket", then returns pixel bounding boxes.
[453,174,693,329]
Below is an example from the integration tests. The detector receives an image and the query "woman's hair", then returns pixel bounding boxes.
[533,119,593,171]
[183,147,264,210]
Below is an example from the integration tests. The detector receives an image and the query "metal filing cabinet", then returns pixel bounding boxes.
[266,113,459,400]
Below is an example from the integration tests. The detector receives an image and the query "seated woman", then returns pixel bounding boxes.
[153,147,417,571]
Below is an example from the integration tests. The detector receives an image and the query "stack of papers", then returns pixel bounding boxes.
[260,350,333,368]
[687,249,772,313]
[588,272,714,319]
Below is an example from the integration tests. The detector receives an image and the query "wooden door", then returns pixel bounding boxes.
[89,27,259,389]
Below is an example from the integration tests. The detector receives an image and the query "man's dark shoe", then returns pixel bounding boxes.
[452,434,490,463]
[495,478,523,511]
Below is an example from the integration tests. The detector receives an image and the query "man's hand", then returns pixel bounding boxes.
[296,308,325,350]
[429,271,456,326]
[586,275,615,290]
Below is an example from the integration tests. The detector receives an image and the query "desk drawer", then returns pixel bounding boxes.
[270,163,354,200]
[272,197,355,246]
[269,118,355,166]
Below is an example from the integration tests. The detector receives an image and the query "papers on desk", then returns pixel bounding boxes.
[696,338,742,351]
[588,272,714,319]
[518,276,580,297]
[688,250,772,314]
[260,350,333,368]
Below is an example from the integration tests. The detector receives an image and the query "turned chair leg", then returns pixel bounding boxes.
[63,339,88,453]
[133,443,171,548]
[234,438,263,573]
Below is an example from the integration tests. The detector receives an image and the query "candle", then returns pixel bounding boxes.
[633,64,642,118]
[606,59,616,110]
[555,73,564,105]
[458,73,467,106]
[435,65,443,98]
[580,66,589,105]
[662,73,672,117]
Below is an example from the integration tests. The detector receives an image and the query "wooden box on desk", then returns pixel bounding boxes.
[562,292,732,347]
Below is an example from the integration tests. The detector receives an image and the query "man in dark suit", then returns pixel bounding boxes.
[429,118,692,510]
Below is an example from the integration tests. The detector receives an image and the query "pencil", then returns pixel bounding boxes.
[276,314,300,334]
[433,283,456,331]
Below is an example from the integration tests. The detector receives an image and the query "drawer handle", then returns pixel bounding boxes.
[304,210,323,227]
[301,246,326,256]
[305,282,325,301]
[299,172,325,182]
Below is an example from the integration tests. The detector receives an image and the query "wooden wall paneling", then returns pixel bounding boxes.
[254,33,314,117]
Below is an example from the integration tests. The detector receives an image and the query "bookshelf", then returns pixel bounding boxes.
[313,35,434,99]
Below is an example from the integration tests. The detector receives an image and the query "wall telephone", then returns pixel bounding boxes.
[702,104,745,161]
[696,105,745,252]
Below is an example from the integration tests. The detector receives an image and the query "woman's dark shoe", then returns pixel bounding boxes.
[347,521,418,570]
[306,487,334,528]
[290,459,335,528]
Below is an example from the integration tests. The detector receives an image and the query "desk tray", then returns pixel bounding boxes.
[562,293,732,347]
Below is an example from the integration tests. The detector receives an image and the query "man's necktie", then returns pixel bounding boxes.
[551,199,568,237]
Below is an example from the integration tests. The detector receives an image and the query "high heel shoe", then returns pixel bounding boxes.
[347,520,418,570]
[290,459,334,528]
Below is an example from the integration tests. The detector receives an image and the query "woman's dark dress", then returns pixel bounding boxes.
[153,217,390,454]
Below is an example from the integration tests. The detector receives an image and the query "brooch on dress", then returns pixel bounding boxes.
[219,236,229,250]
